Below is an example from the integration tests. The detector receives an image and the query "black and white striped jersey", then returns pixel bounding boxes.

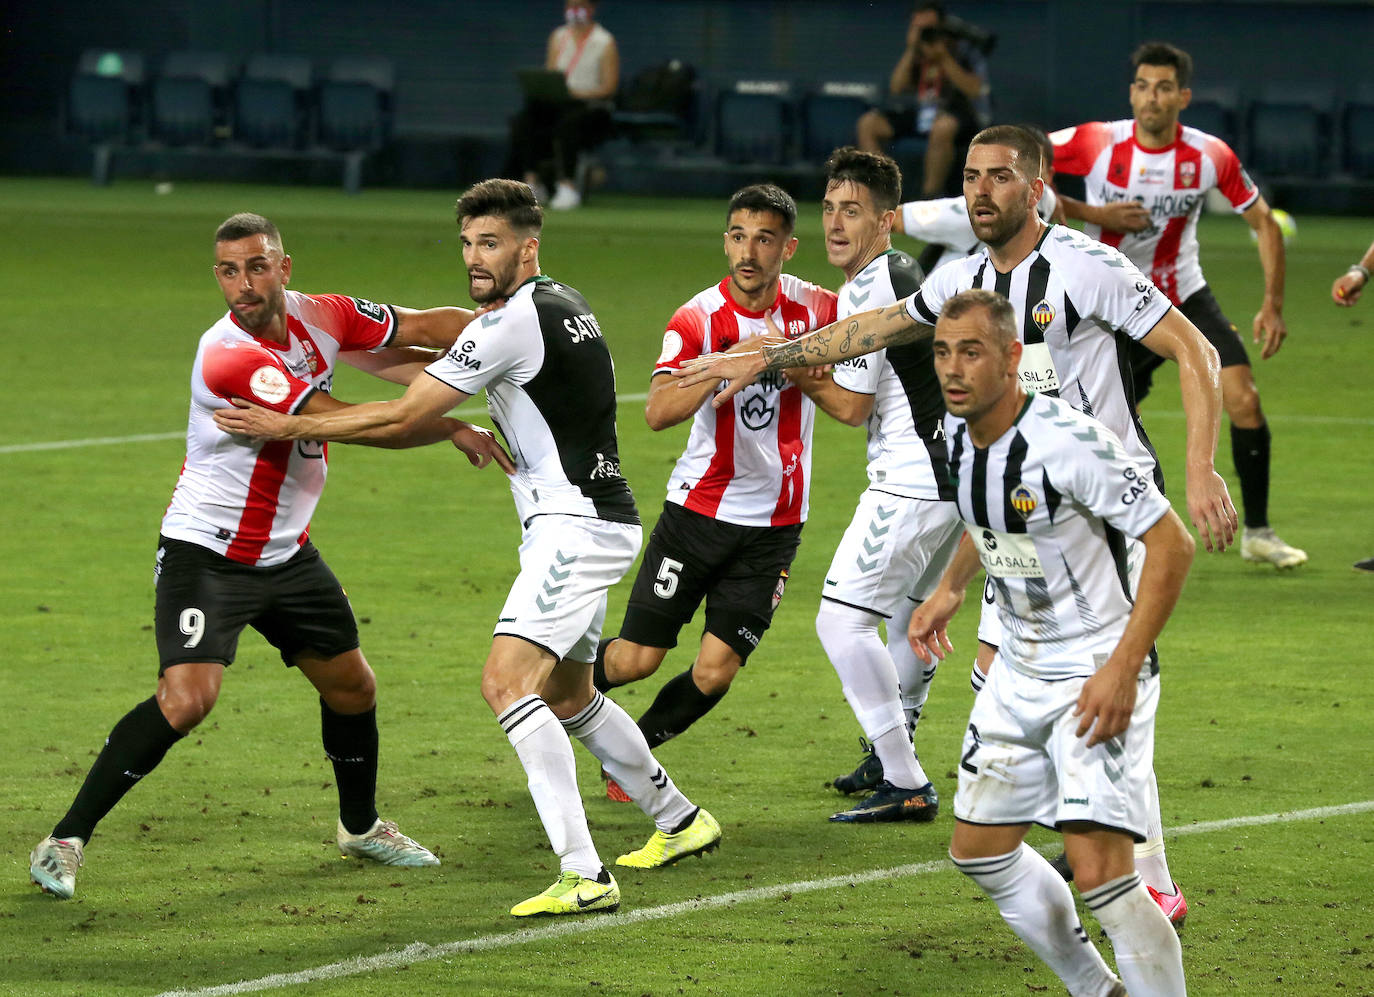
[831,249,954,501]
[945,393,1171,680]
[907,224,1173,491]
[426,275,638,527]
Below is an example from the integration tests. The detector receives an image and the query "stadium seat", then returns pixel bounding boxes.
[615,60,698,143]
[69,50,146,184]
[234,54,314,149]
[800,82,878,161]
[1184,84,1241,151]
[151,51,235,146]
[1245,83,1332,179]
[715,80,793,165]
[317,56,396,192]
[1341,82,1374,178]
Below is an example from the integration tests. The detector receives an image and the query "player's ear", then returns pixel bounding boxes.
[1006,339,1023,375]
[1178,87,1192,111]
[879,208,895,236]
[782,235,799,261]
[280,254,292,284]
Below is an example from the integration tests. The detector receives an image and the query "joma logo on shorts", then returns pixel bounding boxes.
[736,625,760,647]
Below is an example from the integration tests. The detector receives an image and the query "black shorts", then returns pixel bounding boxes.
[621,503,803,661]
[153,537,359,673]
[1130,285,1249,403]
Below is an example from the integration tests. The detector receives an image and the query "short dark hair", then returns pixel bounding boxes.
[970,125,1045,182]
[940,289,1017,351]
[726,183,797,233]
[455,178,544,237]
[1132,41,1193,89]
[1014,123,1055,178]
[215,212,282,251]
[823,146,903,212]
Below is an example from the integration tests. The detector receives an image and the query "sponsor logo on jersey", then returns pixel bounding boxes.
[249,364,291,404]
[657,330,683,365]
[445,342,482,371]
[1010,484,1038,519]
[1031,299,1056,332]
[564,312,604,343]
[589,451,621,480]
[350,297,387,324]
[740,389,776,430]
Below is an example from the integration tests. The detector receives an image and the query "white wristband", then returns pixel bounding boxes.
[1351,264,1371,283]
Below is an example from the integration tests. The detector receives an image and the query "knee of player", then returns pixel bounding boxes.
[607,639,666,683]
[1224,382,1264,424]
[156,683,217,732]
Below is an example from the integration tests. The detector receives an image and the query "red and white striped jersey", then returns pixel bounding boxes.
[161,290,397,566]
[653,276,838,527]
[1050,120,1259,305]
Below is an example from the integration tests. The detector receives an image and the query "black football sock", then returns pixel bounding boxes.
[592,636,623,692]
[321,699,379,836]
[52,696,184,842]
[635,668,725,750]
[1231,422,1271,529]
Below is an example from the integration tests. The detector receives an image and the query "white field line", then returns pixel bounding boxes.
[4,402,1370,457]
[152,798,1374,997]
[0,395,653,456]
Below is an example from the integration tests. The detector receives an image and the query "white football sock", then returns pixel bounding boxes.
[499,695,601,879]
[887,597,937,733]
[1083,872,1187,996]
[1133,768,1175,893]
[562,691,696,832]
[952,844,1120,997]
[816,600,925,789]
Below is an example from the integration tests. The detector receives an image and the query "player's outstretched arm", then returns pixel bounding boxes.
[1058,193,1151,234]
[908,532,979,664]
[1242,198,1288,359]
[340,346,441,386]
[392,305,479,351]
[674,301,927,408]
[215,374,468,447]
[1139,308,1237,553]
[645,335,772,430]
[1074,508,1193,747]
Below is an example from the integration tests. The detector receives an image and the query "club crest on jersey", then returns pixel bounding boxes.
[1176,160,1198,188]
[1009,483,1038,520]
[1031,299,1056,332]
[300,338,320,375]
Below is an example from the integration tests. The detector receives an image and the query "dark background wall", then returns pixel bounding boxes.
[3,0,1370,184]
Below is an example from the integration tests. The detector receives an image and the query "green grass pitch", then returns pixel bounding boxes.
[0,177,1371,996]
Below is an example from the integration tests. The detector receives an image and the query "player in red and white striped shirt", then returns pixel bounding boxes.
[593,185,838,762]
[1051,41,1305,570]
[30,213,509,900]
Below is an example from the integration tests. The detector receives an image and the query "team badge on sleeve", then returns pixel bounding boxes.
[249,364,291,405]
[350,297,387,323]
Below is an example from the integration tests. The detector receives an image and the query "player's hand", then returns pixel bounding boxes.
[1096,200,1151,234]
[1252,304,1287,359]
[1332,271,1367,307]
[908,586,964,664]
[1184,467,1238,553]
[452,422,514,473]
[672,350,768,407]
[213,399,293,440]
[1073,662,1138,747]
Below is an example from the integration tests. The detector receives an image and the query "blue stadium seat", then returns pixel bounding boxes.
[234,54,314,149]
[716,80,793,164]
[317,57,394,151]
[1183,84,1241,151]
[151,51,235,146]
[69,50,145,144]
[1341,82,1374,178]
[1245,83,1332,179]
[800,82,877,161]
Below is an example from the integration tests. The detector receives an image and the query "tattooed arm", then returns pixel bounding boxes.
[674,299,931,408]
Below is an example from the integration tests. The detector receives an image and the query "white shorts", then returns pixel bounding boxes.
[494,515,643,662]
[952,657,1159,840]
[976,536,1144,649]
[820,490,962,617]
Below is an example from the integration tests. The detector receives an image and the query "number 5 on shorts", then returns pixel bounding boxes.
[653,558,684,599]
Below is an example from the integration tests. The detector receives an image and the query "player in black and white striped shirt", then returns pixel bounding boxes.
[910,288,1193,997]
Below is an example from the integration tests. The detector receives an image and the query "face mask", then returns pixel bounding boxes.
[565,5,591,25]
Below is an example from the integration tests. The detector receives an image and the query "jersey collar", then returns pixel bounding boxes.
[717,276,781,318]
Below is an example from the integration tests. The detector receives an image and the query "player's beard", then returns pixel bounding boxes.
[468,257,520,304]
[971,191,1032,251]
[231,286,284,332]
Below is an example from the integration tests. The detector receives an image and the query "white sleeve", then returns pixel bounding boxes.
[905,256,965,326]
[1058,410,1171,538]
[425,309,534,395]
[1052,228,1172,342]
[831,347,886,394]
[901,197,979,253]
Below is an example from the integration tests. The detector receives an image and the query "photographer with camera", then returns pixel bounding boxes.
[856,2,993,198]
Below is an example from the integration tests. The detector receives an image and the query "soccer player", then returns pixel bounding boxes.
[801,148,961,822]
[1331,237,1374,572]
[591,184,838,769]
[213,180,720,918]
[1051,42,1305,569]
[911,288,1192,997]
[28,212,511,899]
[675,125,1234,925]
